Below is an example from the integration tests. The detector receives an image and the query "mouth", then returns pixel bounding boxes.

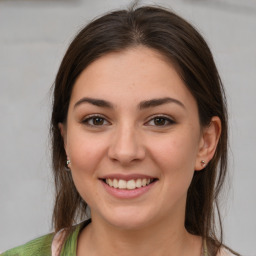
[101,178,157,190]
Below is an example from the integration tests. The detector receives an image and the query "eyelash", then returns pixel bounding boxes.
[81,114,175,127]
[82,114,110,127]
[145,115,175,127]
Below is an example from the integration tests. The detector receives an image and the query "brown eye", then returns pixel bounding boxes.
[82,115,110,126]
[146,116,175,127]
[154,117,167,126]
[92,117,104,125]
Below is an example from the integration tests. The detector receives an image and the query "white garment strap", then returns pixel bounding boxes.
[217,247,236,256]
[51,229,66,256]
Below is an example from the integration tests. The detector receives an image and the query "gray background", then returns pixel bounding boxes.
[0,0,255,255]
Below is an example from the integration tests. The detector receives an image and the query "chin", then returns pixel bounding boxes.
[98,206,156,231]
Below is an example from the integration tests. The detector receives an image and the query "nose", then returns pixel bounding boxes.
[108,123,146,165]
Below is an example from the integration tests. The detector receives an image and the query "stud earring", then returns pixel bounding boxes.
[65,159,71,171]
[201,160,206,167]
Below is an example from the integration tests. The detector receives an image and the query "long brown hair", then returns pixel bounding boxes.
[51,5,237,255]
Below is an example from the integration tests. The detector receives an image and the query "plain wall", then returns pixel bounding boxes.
[0,0,255,255]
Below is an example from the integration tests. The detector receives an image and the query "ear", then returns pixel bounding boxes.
[194,116,221,171]
[58,122,67,152]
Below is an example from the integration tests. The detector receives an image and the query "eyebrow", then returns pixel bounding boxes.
[139,97,185,110]
[74,97,114,109]
[74,97,185,110]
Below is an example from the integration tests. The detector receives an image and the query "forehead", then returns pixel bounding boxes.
[70,47,196,110]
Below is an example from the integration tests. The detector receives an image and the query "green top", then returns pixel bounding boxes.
[0,233,54,256]
[1,220,90,256]
[2,219,224,256]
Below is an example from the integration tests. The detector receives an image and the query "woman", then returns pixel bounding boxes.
[1,5,239,256]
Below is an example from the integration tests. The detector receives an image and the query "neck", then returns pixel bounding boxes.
[77,215,202,256]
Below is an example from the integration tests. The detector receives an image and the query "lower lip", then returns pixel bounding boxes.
[101,180,156,199]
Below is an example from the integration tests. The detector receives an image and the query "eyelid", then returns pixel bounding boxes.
[82,114,111,126]
[144,114,176,126]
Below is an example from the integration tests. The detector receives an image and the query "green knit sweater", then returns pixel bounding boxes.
[1,220,89,256]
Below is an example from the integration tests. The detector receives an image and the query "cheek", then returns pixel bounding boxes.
[149,131,200,189]
[67,129,107,175]
[153,134,198,169]
[66,131,108,205]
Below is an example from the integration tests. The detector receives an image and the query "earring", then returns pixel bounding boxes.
[65,158,71,171]
[201,160,206,167]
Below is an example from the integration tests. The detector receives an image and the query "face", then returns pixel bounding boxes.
[61,47,206,230]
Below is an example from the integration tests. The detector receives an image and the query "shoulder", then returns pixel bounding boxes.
[1,219,91,256]
[1,233,54,256]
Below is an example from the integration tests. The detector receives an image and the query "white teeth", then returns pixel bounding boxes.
[127,180,136,190]
[142,178,147,187]
[135,179,142,188]
[105,178,154,189]
[106,178,112,187]
[118,179,126,189]
[113,179,118,188]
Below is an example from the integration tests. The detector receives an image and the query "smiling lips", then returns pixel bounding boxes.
[100,175,157,199]
[105,178,154,190]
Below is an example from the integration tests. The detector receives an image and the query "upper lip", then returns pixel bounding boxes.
[100,174,157,181]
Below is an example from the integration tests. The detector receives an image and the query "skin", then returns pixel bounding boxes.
[59,46,221,256]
